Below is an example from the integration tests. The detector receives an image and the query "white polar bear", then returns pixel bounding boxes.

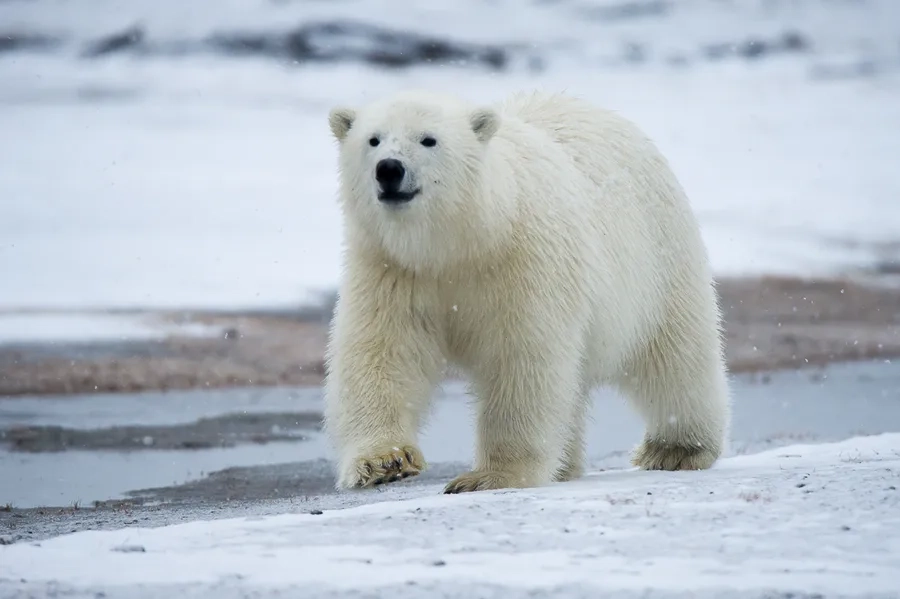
[323,89,731,494]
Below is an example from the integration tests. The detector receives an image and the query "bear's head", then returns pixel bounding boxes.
[327,90,510,273]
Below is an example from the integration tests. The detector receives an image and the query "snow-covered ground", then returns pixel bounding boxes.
[0,312,220,344]
[2,433,898,597]
[2,0,900,323]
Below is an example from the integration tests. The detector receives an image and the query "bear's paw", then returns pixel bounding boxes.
[443,470,540,494]
[341,445,426,489]
[631,437,720,471]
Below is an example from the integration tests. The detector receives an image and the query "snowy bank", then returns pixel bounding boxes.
[2,434,898,597]
[0,312,220,345]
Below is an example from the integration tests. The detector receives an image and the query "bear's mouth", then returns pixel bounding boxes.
[378,189,421,204]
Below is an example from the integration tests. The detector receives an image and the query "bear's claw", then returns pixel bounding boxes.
[348,445,426,488]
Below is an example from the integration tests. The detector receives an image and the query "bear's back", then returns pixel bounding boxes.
[491,91,710,362]
[496,90,698,247]
[496,91,668,190]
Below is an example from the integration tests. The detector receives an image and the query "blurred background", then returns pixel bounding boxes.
[1,0,899,316]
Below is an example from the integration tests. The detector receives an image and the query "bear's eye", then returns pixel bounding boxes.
[421,136,437,148]
[368,137,380,147]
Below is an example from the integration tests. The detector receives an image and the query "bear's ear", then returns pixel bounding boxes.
[328,107,357,142]
[470,108,500,143]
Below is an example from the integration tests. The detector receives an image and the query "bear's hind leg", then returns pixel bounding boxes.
[618,312,731,471]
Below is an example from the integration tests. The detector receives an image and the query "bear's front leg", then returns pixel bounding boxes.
[444,343,583,494]
[324,261,444,490]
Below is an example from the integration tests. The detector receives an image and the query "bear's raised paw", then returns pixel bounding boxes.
[342,445,426,489]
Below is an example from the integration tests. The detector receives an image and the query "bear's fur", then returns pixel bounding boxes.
[323,89,731,493]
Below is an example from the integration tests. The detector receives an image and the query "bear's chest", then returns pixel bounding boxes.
[435,275,512,366]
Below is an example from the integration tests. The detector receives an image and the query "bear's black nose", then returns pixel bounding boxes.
[375,158,405,192]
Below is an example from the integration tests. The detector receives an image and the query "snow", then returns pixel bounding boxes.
[2,0,898,62]
[0,312,219,344]
[1,434,898,596]
[1,0,899,312]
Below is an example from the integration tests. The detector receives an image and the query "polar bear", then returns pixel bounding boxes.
[323,89,731,494]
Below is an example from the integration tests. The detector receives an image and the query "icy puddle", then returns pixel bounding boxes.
[1,359,899,508]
